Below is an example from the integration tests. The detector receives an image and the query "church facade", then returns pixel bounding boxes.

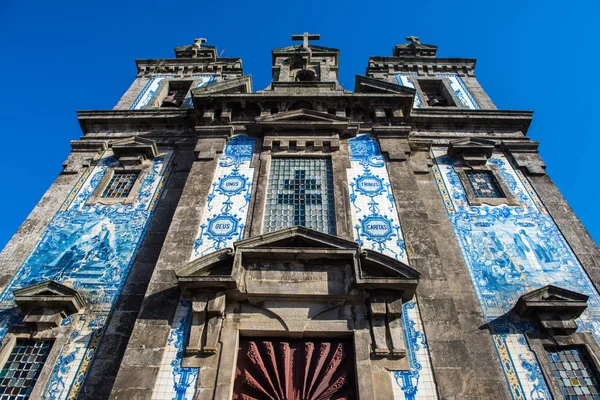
[0,34,599,400]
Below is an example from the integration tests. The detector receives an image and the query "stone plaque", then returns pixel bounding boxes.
[245,264,347,296]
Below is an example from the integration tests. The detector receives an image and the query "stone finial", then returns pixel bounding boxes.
[406,36,420,44]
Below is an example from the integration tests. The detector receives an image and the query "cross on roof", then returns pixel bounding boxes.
[292,32,320,48]
[406,36,420,44]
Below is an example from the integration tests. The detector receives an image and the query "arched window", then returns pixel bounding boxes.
[295,69,316,82]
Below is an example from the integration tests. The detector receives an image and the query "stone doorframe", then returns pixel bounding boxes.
[175,226,420,400]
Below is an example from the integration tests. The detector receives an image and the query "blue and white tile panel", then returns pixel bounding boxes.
[0,149,172,399]
[395,73,479,110]
[347,134,408,264]
[391,300,438,400]
[191,135,256,260]
[130,76,175,110]
[130,74,214,110]
[432,149,600,399]
[347,135,437,399]
[152,300,197,400]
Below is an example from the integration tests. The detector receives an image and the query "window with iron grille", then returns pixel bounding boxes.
[263,158,335,235]
[546,346,600,399]
[0,339,52,398]
[101,171,139,199]
[465,170,504,198]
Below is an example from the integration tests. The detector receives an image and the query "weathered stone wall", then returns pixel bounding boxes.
[110,143,219,399]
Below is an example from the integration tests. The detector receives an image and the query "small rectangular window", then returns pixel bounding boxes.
[101,171,139,198]
[465,171,504,198]
[263,158,335,234]
[0,339,52,397]
[546,346,600,399]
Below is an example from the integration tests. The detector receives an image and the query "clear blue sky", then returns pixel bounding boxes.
[0,0,598,250]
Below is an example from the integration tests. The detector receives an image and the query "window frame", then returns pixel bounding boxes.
[263,154,337,235]
[248,135,352,239]
[407,76,463,109]
[87,165,148,206]
[454,164,519,207]
[526,331,600,400]
[0,329,69,399]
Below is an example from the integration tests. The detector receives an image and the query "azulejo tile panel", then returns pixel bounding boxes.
[130,74,214,110]
[347,134,408,264]
[432,148,600,399]
[191,135,256,260]
[395,73,480,110]
[347,135,437,399]
[152,300,197,400]
[0,149,172,399]
[130,75,176,110]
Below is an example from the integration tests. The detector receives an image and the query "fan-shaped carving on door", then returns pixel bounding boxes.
[233,338,356,400]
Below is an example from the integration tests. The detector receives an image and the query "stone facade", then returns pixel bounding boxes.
[0,34,598,400]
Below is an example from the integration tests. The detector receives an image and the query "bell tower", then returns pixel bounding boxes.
[260,32,346,93]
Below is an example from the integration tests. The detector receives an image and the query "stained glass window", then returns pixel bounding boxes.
[264,158,335,234]
[465,170,504,198]
[546,346,600,399]
[101,171,139,198]
[0,339,52,399]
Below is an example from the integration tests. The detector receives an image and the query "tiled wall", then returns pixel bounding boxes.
[395,74,479,110]
[130,75,214,110]
[152,301,197,400]
[347,135,438,400]
[0,150,172,399]
[432,149,600,399]
[191,134,256,260]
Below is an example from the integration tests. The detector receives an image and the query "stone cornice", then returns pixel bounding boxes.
[77,109,191,134]
[135,57,243,77]
[408,109,533,134]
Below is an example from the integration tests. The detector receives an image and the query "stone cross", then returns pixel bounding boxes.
[406,36,420,44]
[193,38,207,48]
[278,170,322,227]
[292,32,320,48]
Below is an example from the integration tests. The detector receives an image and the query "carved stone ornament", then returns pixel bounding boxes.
[13,280,86,331]
[176,226,420,360]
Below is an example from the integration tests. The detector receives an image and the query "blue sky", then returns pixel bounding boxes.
[0,0,598,250]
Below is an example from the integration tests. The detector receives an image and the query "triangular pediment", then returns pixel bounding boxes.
[14,280,79,298]
[111,136,158,160]
[176,248,234,278]
[519,285,589,304]
[359,250,419,280]
[191,76,252,96]
[13,280,86,314]
[256,109,348,124]
[513,285,589,320]
[236,226,358,250]
[447,138,495,164]
[354,75,415,95]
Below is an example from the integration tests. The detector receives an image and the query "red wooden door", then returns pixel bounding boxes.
[233,338,357,400]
